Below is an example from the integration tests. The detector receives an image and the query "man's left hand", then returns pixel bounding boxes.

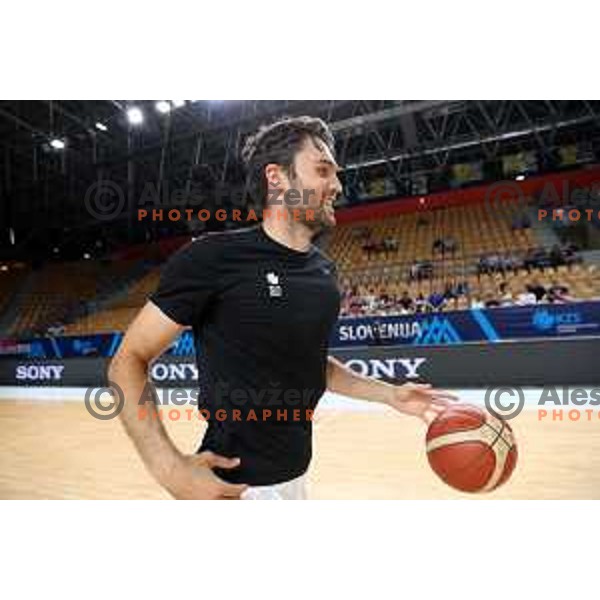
[387,383,459,425]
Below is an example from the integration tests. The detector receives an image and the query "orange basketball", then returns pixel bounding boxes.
[426,404,518,493]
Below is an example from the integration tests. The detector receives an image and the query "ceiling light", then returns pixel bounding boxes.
[155,101,172,114]
[127,107,144,125]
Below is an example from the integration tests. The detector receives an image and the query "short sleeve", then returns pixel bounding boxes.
[148,238,218,326]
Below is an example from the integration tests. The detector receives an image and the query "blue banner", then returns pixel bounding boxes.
[330,301,600,348]
[0,330,199,359]
[2,302,600,358]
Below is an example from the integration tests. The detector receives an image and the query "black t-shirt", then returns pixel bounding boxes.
[149,225,340,485]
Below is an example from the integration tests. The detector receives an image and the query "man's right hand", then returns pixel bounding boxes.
[110,303,249,500]
[160,451,248,500]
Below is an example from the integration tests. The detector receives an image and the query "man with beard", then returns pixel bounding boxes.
[109,116,456,499]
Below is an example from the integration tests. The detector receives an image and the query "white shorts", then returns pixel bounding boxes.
[241,474,307,500]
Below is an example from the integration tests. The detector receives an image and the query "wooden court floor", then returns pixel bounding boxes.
[1,399,600,499]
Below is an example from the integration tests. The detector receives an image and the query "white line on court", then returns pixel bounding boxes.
[1,386,598,413]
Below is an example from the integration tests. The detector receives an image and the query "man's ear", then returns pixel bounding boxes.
[265,163,283,188]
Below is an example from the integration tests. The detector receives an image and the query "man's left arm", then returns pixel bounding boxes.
[326,356,457,425]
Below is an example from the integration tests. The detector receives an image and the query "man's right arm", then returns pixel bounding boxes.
[108,301,248,499]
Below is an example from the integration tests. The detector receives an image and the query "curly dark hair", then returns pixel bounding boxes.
[241,115,336,206]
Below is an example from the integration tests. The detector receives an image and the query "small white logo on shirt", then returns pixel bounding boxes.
[266,272,283,297]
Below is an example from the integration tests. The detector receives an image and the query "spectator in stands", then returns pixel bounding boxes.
[377,295,391,316]
[479,253,502,276]
[443,283,458,303]
[477,255,490,277]
[549,244,566,269]
[414,293,427,313]
[349,295,364,316]
[565,241,580,253]
[382,237,398,258]
[427,290,446,312]
[524,246,550,272]
[484,294,501,309]
[365,288,378,313]
[432,237,457,255]
[523,247,536,272]
[470,295,485,309]
[507,251,521,275]
[454,280,470,296]
[498,282,514,307]
[527,279,547,303]
[410,261,432,282]
[547,280,573,303]
[516,286,537,306]
[421,260,433,280]
[448,297,460,311]
[487,253,500,273]
[561,242,581,268]
[409,262,419,282]
[398,291,414,313]
[497,252,517,277]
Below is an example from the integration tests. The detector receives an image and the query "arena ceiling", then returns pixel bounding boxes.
[1,100,599,255]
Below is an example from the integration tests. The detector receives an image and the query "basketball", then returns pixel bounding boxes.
[426,405,518,493]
